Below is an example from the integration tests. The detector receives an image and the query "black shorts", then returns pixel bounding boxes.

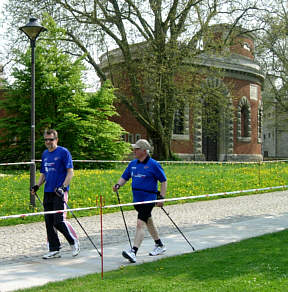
[134,203,155,223]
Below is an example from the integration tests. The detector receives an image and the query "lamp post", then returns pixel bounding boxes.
[19,18,47,207]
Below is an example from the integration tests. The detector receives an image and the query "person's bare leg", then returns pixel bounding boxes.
[122,218,146,263]
[133,218,146,248]
[146,217,166,256]
[146,217,160,240]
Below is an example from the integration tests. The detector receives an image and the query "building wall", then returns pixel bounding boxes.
[171,114,194,154]
[111,103,148,143]
[276,131,288,157]
[262,102,288,158]
[230,36,254,59]
[229,79,262,156]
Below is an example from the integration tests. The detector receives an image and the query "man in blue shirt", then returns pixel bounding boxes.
[30,129,80,259]
[113,139,167,263]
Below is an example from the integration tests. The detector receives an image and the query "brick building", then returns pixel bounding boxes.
[262,78,288,159]
[100,25,264,161]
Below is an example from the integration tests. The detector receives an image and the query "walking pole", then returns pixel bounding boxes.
[34,192,44,206]
[55,191,102,257]
[161,206,196,251]
[115,189,132,249]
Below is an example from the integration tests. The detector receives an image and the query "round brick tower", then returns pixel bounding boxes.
[100,24,264,161]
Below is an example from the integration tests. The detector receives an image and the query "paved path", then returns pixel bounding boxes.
[1,191,288,291]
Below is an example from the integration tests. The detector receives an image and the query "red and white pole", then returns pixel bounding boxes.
[100,195,104,279]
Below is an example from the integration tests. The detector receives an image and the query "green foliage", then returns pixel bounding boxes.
[0,15,129,162]
[1,161,287,226]
[58,81,130,160]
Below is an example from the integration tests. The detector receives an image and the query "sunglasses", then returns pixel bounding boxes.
[44,138,56,142]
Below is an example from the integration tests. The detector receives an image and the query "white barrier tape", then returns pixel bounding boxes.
[68,160,288,164]
[73,160,130,163]
[34,159,130,163]
[0,206,99,220]
[154,160,288,164]
[1,185,287,220]
[0,162,34,166]
[33,159,288,164]
[1,160,288,166]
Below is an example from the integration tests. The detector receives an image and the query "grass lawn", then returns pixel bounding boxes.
[17,229,288,292]
[0,161,288,226]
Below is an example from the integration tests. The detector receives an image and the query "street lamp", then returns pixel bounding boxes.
[19,18,47,207]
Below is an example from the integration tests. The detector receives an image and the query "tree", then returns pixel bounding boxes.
[3,0,262,159]
[0,15,129,162]
[58,80,131,160]
[255,1,288,114]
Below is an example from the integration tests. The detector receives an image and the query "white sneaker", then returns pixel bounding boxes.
[122,249,136,263]
[71,240,80,257]
[149,245,166,256]
[42,251,61,259]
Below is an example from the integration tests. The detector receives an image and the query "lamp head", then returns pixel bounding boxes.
[19,17,47,41]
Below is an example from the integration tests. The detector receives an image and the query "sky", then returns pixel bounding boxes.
[0,0,8,61]
[0,0,100,90]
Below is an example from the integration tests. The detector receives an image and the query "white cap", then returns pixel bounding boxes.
[131,139,151,150]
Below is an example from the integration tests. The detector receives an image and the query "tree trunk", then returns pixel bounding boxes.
[150,133,172,161]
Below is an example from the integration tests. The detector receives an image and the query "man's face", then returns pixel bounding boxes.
[133,147,146,159]
[44,134,58,151]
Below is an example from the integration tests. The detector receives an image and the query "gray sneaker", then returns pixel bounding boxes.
[149,245,166,256]
[122,249,136,263]
[42,251,61,259]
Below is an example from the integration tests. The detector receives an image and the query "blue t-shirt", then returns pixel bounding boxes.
[40,146,73,192]
[121,156,167,202]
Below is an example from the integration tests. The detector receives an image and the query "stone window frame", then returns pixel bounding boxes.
[127,133,134,143]
[222,96,234,155]
[257,100,263,144]
[135,133,141,141]
[172,103,190,141]
[237,96,251,143]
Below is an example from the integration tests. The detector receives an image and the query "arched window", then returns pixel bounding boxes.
[241,106,249,137]
[173,105,185,135]
[237,96,251,142]
[173,103,189,140]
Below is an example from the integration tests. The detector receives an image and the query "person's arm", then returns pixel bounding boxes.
[160,180,167,198]
[37,173,46,187]
[63,168,74,188]
[113,163,131,192]
[113,177,127,192]
[30,173,46,195]
[156,180,167,207]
